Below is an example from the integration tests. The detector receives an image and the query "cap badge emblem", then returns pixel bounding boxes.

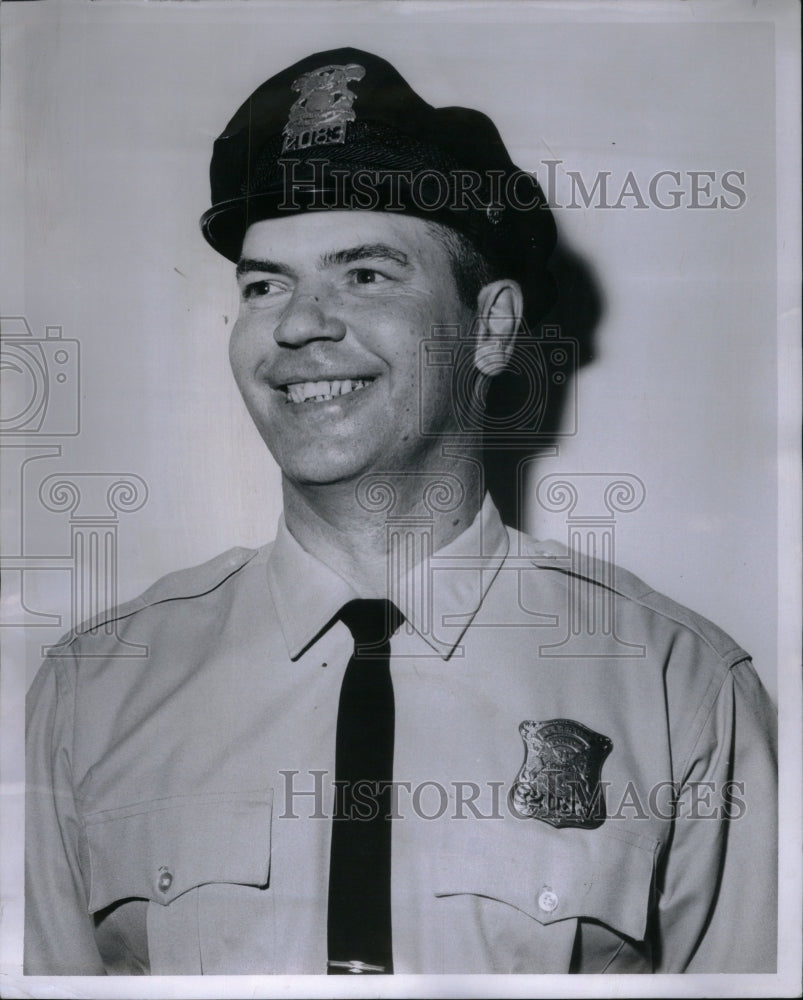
[282,63,366,153]
[510,719,613,828]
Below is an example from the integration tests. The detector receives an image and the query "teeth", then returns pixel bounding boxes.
[285,378,372,403]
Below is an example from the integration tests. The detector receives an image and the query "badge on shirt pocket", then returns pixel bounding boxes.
[510,719,612,828]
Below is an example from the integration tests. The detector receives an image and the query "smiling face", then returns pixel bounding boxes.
[229,211,478,488]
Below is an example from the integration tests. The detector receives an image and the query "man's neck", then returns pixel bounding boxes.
[282,461,484,597]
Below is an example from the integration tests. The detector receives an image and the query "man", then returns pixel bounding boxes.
[25,47,776,976]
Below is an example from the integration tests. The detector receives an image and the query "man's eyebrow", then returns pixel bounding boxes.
[236,257,295,278]
[236,244,411,278]
[320,244,411,269]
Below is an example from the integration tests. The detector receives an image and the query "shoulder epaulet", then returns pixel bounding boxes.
[517,533,748,664]
[51,545,264,650]
[519,535,653,600]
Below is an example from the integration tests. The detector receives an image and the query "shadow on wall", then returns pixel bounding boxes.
[483,238,604,529]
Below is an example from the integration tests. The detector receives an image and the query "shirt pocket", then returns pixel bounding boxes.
[433,823,658,973]
[84,788,274,974]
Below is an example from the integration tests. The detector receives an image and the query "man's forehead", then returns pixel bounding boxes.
[239,210,446,260]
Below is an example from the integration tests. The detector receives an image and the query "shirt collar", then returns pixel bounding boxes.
[267,494,509,661]
[266,517,358,661]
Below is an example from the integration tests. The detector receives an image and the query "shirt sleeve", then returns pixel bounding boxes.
[25,651,106,975]
[655,657,777,972]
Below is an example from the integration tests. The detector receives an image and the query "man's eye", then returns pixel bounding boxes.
[241,279,283,300]
[349,268,388,286]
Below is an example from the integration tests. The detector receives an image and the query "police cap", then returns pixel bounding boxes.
[200,47,556,300]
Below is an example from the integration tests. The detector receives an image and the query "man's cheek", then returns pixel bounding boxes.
[229,322,264,384]
[228,322,246,374]
[418,366,458,437]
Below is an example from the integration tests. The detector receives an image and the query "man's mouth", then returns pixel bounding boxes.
[283,378,375,404]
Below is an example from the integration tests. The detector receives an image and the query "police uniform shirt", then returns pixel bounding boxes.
[25,495,777,975]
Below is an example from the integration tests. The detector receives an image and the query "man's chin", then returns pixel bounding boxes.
[276,452,379,492]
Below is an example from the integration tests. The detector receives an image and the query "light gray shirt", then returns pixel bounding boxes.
[25,497,777,974]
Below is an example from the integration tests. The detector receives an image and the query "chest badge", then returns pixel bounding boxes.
[282,63,366,152]
[510,719,613,828]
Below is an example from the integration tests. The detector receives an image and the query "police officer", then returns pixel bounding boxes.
[25,47,777,976]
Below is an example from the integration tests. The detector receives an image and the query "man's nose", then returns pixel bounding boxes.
[273,290,347,347]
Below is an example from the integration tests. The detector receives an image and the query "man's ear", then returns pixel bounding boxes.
[473,279,524,376]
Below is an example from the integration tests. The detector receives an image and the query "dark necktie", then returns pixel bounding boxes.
[327,598,403,975]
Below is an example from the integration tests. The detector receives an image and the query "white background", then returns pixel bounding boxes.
[1,1,800,997]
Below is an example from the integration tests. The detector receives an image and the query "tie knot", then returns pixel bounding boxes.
[339,599,403,647]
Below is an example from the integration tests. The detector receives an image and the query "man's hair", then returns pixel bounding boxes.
[426,222,496,310]
[428,220,554,331]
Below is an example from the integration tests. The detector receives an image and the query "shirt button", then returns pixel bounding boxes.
[157,869,173,892]
[538,889,559,913]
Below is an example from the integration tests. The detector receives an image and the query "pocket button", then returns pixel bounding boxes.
[538,889,559,913]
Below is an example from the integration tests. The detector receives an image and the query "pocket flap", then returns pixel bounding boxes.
[435,825,657,942]
[84,789,273,913]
